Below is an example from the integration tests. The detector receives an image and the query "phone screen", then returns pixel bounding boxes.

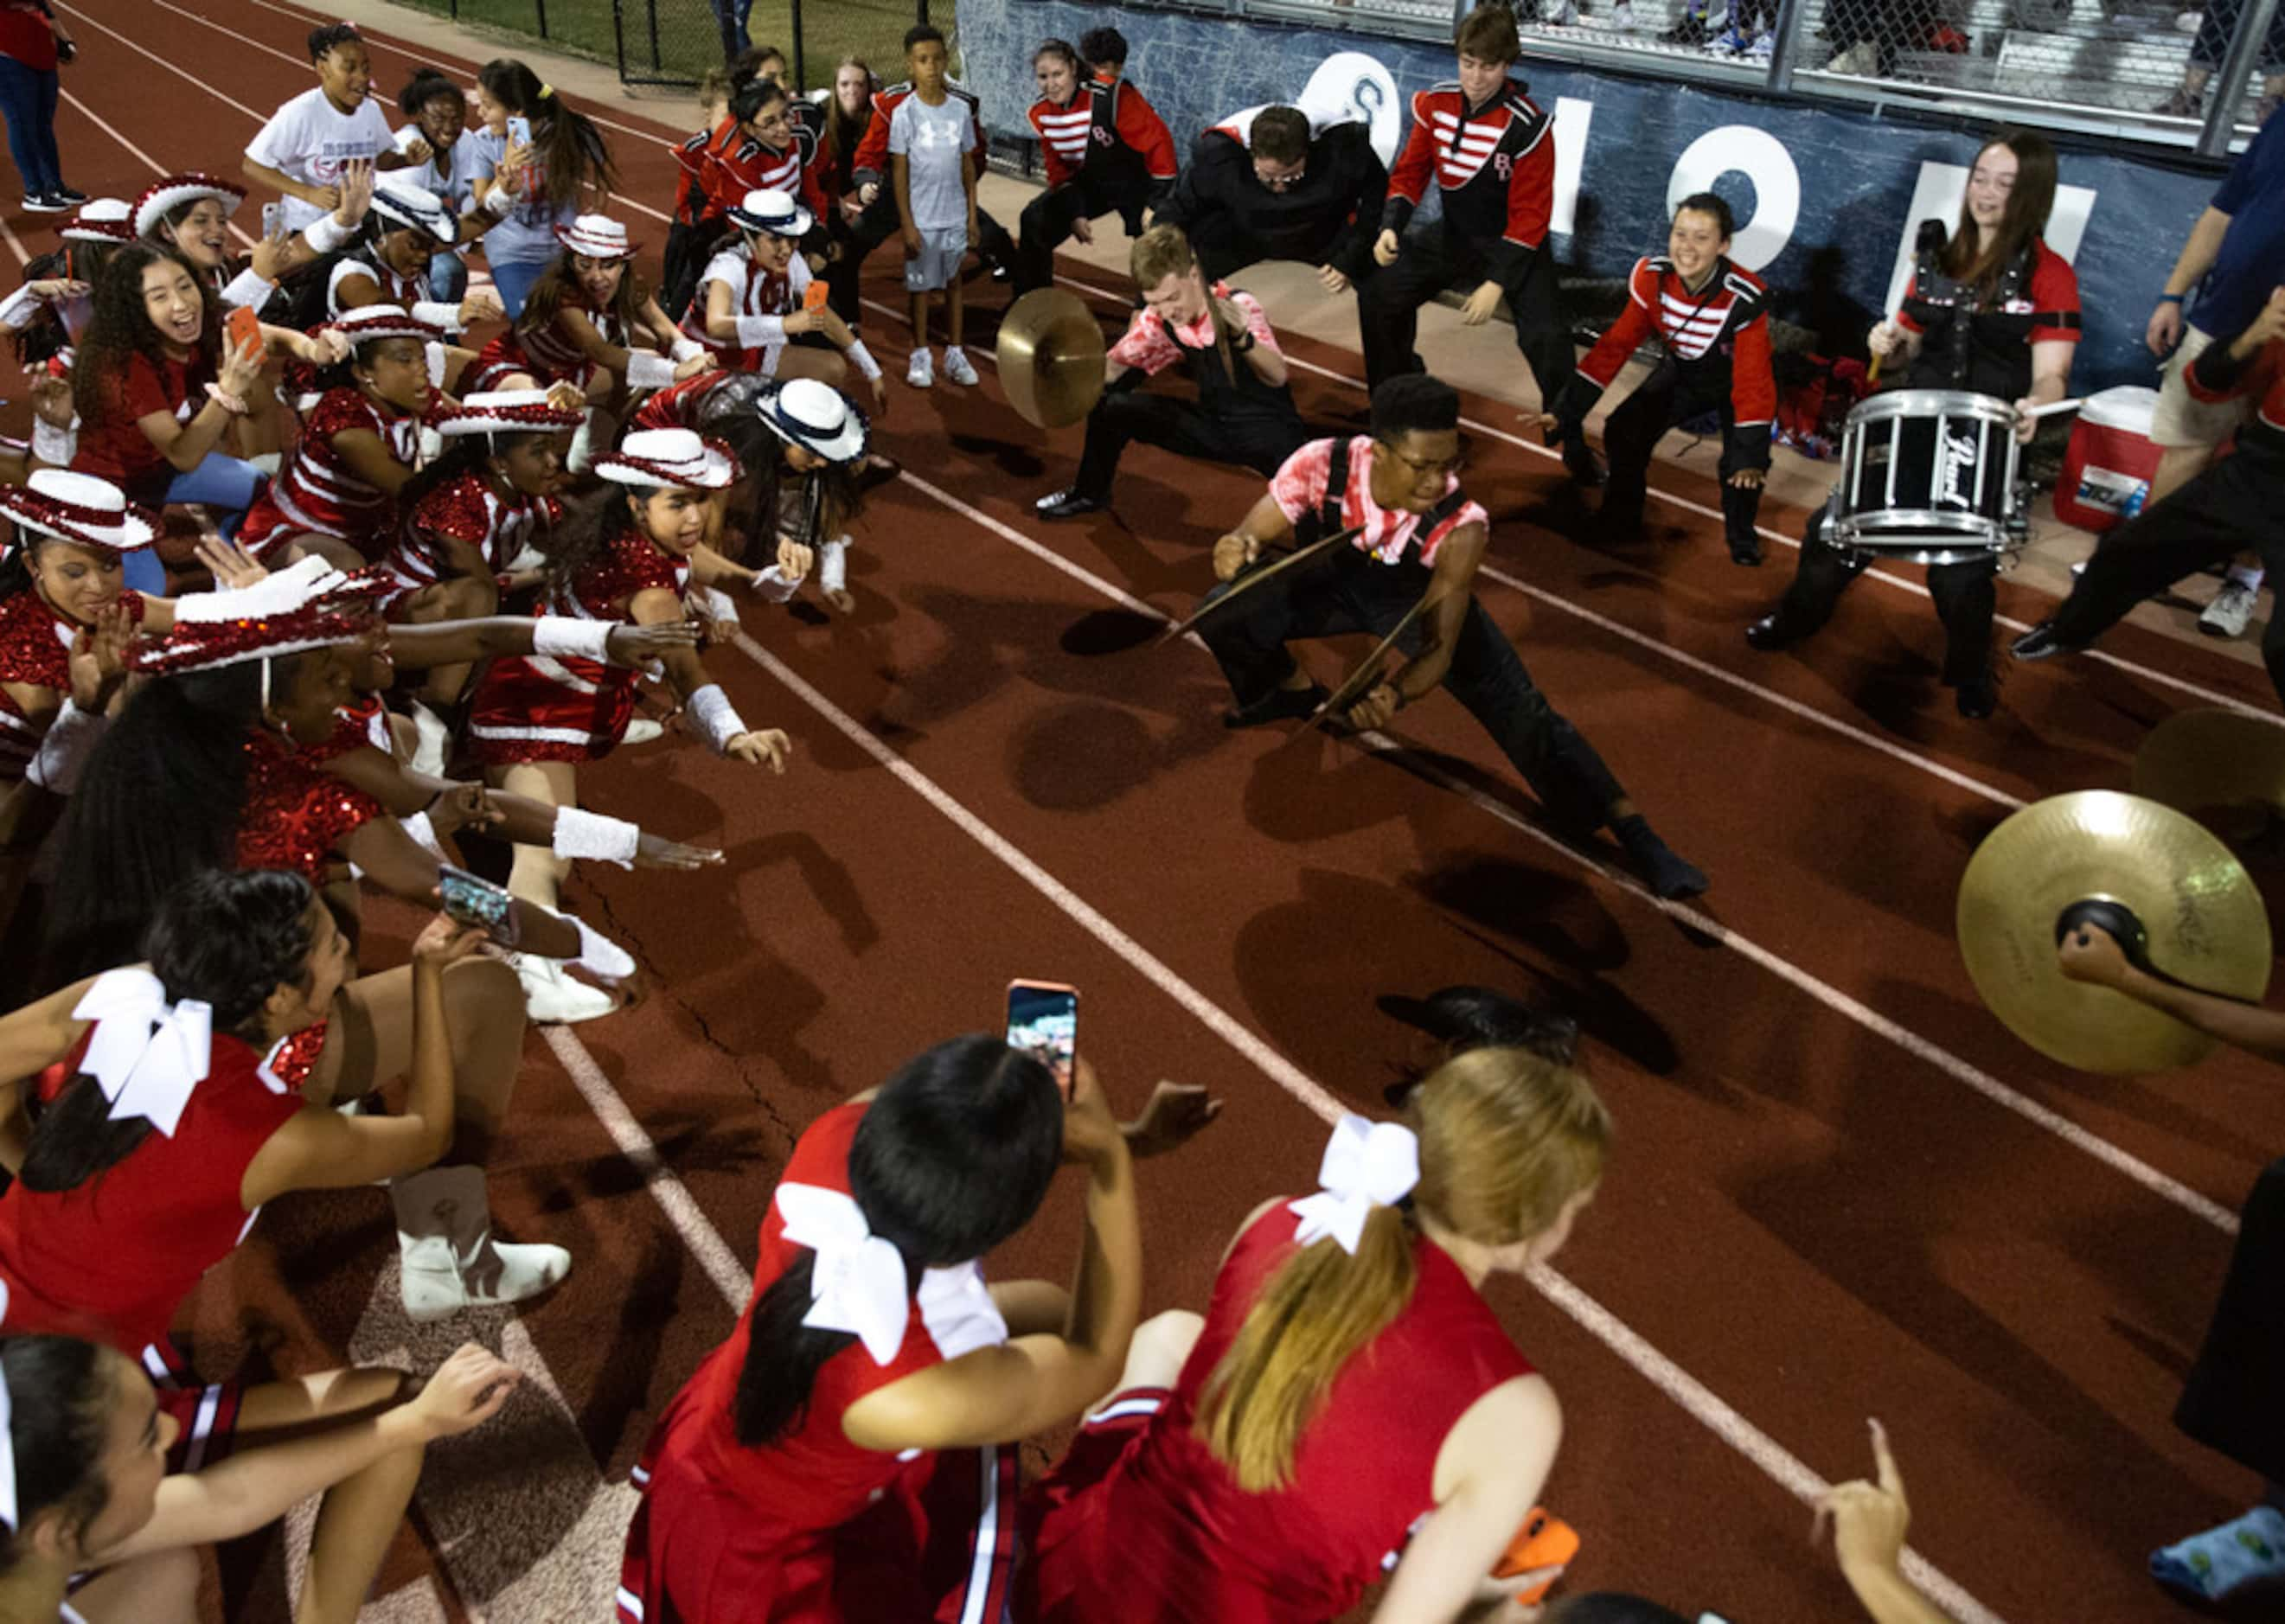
[260,201,282,240]
[506,114,533,147]
[438,865,517,945]
[1006,981,1078,1099]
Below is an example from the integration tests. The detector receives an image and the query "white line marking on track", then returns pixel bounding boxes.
[1046,270,2279,725]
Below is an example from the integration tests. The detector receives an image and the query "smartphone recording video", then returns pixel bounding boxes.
[438,864,518,947]
[1006,980,1078,1099]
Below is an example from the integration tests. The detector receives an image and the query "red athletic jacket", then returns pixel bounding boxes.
[1382,79,1553,280]
[1575,254,1777,469]
[851,79,989,191]
[1026,73,1177,192]
[2190,327,2285,460]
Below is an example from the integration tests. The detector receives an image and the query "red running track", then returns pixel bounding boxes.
[41,1,2285,1618]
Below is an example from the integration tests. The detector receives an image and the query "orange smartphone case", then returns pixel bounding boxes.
[1493,1506,1580,1601]
[803,279,830,312]
[226,303,262,355]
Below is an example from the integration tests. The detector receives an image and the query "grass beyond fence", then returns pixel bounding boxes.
[381,0,945,93]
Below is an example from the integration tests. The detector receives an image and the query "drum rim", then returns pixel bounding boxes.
[1833,509,2009,546]
[1844,388,2017,428]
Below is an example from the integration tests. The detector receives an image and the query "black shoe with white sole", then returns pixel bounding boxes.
[2008,621,2081,662]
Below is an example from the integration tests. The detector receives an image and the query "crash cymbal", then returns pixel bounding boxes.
[1956,790,2271,1074]
[2132,708,2285,826]
[996,289,1105,429]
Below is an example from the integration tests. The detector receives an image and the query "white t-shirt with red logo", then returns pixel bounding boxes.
[246,87,395,231]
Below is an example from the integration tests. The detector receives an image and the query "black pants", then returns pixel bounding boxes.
[1170,209,1348,288]
[2177,1158,2285,1485]
[1358,227,1578,407]
[1200,548,1628,833]
[822,190,1019,326]
[1764,508,1999,687]
[2046,451,2285,707]
[1015,172,1152,294]
[1072,393,1315,502]
[662,218,727,325]
[1603,361,1763,554]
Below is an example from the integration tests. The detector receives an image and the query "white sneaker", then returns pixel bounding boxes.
[2199,579,2261,639]
[906,348,934,388]
[942,346,980,387]
[623,718,665,745]
[393,1165,571,1323]
[515,953,618,1024]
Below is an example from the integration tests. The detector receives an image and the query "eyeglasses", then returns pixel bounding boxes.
[1253,162,1306,191]
[1383,442,1468,481]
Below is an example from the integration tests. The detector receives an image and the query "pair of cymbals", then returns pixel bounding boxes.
[1957,790,2271,1073]
[996,289,1106,429]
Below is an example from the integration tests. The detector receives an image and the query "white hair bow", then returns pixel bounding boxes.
[776,1182,911,1366]
[70,968,214,1138]
[1288,1114,1420,1255]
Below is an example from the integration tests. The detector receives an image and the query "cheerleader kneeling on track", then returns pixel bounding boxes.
[1019,1045,1609,1624]
[618,1040,1156,1624]
[465,427,790,1022]
[685,189,886,418]
[0,1331,519,1624]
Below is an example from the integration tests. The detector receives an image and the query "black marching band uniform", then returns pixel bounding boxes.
[1152,106,1388,287]
[1749,226,2082,714]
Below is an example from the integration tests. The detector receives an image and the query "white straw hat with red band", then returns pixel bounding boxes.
[131,556,387,675]
[0,470,157,553]
[323,304,448,348]
[726,188,812,240]
[61,198,135,245]
[433,389,586,437]
[592,427,739,490]
[132,172,247,242]
[555,214,639,261]
[369,178,458,241]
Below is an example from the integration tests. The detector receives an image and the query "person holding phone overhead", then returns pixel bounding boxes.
[468,58,618,319]
[1017,1044,1606,1624]
[618,1031,1217,1623]
[241,23,426,236]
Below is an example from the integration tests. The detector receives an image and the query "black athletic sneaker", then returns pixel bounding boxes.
[52,185,86,205]
[1034,489,1108,521]
[2008,621,2080,662]
[1955,675,1999,719]
[21,194,67,214]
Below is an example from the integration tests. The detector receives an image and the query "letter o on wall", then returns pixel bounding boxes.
[1666,125,1800,272]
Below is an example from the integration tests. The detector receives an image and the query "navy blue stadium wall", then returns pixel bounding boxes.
[961,0,2225,391]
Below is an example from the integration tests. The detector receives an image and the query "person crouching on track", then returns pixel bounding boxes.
[0,1331,517,1624]
[618,1037,1211,1623]
[2012,286,2285,700]
[684,188,886,416]
[1744,129,2079,720]
[1200,374,1710,899]
[465,428,791,1022]
[1546,193,1776,565]
[1018,1045,1605,1624]
[1034,224,1315,522]
[1014,34,1177,293]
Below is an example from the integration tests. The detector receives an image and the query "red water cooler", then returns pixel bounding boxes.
[2053,386,2163,533]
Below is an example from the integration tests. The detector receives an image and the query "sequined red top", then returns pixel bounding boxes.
[236,726,386,881]
[0,585,146,780]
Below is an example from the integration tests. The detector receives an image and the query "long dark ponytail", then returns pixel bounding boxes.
[731,1035,1065,1446]
[20,867,318,1194]
[479,58,617,213]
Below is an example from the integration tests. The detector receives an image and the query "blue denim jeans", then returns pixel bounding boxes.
[489,256,547,319]
[429,249,468,303]
[0,54,61,196]
[711,0,752,53]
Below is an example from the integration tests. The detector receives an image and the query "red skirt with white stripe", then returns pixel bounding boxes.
[466,650,639,765]
[617,1379,1017,1624]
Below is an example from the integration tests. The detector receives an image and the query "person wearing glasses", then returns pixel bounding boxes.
[1152,102,1386,293]
[1195,373,1708,899]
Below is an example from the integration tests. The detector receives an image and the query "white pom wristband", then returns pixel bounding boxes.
[483,186,516,220]
[669,336,704,363]
[30,414,75,467]
[411,299,463,332]
[553,806,640,867]
[624,350,675,392]
[399,810,444,857]
[734,313,787,349]
[747,567,800,604]
[819,537,849,594]
[531,617,616,662]
[684,682,748,755]
[845,339,880,382]
[25,700,106,793]
[303,212,355,255]
[696,585,742,623]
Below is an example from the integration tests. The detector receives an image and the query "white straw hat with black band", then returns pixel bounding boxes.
[369,179,458,243]
[0,470,157,553]
[593,428,739,490]
[726,187,813,240]
[555,214,640,261]
[433,389,586,437]
[754,378,867,464]
[131,172,246,243]
[61,197,134,245]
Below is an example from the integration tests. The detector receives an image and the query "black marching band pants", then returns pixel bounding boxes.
[1765,508,2000,688]
[1200,546,1628,834]
[1072,393,1316,503]
[1603,361,1764,556]
[2176,1157,2285,1489]
[2043,450,2285,707]
[1015,169,1154,294]
[1358,227,1580,410]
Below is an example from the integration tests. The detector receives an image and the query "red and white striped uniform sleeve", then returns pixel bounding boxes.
[267,387,416,544]
[1577,258,1663,391]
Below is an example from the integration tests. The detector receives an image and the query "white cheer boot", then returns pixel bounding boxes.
[514,952,618,1024]
[390,1164,570,1323]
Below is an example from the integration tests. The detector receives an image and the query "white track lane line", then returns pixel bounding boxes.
[865,295,2032,815]
[1044,269,2279,726]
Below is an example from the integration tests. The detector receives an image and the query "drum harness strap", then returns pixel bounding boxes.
[1310,435,1469,574]
[1911,231,2035,393]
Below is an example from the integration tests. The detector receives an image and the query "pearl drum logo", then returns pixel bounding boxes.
[1938,429,1980,507]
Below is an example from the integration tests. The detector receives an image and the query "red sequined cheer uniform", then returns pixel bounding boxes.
[237,386,424,564]
[381,470,561,611]
[0,586,144,779]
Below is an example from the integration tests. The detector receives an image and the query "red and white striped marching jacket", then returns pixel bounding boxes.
[1025,74,1177,192]
[699,121,827,224]
[1577,254,1776,464]
[1382,80,1553,279]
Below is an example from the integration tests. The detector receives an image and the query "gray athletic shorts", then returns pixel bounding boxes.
[902,224,968,292]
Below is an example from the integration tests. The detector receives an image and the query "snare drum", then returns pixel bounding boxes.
[1830,389,2025,565]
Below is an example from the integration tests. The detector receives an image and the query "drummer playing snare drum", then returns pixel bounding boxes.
[1744,128,2081,720]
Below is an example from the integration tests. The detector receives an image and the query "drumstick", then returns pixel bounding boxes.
[1306,585,1451,732]
[2017,396,2085,422]
[1158,524,1363,645]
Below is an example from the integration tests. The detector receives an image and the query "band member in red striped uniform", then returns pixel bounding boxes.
[1360,3,1600,487]
[1199,374,1707,898]
[464,217,711,407]
[1017,1046,1603,1624]
[0,1331,518,1624]
[237,305,441,571]
[683,189,886,413]
[698,76,829,245]
[466,428,790,1020]
[1546,195,1776,564]
[1014,35,1177,293]
[618,1039,1172,1623]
